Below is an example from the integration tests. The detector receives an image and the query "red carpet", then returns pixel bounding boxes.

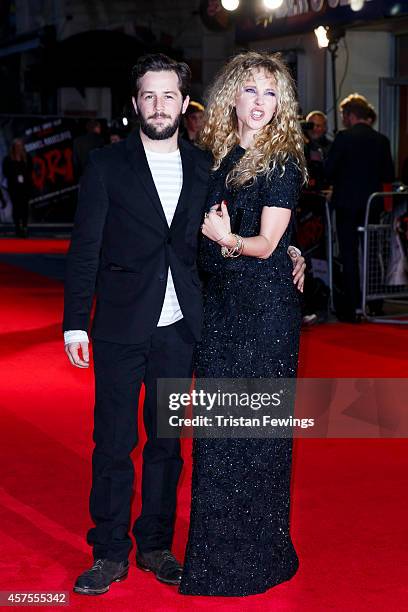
[0,238,70,254]
[0,239,407,611]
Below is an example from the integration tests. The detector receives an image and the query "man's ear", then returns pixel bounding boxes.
[181,95,190,116]
[131,96,138,116]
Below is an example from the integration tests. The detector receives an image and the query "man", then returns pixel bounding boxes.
[63,53,306,596]
[304,110,331,191]
[325,94,394,322]
[306,111,331,153]
[2,138,32,237]
[297,111,332,326]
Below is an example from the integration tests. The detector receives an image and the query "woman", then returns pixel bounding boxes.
[179,51,307,597]
[2,138,32,237]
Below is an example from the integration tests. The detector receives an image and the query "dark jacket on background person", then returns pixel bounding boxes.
[2,155,32,200]
[325,123,394,218]
[304,135,332,191]
[2,155,33,233]
[325,122,394,318]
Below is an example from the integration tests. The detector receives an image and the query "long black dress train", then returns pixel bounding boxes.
[179,146,302,597]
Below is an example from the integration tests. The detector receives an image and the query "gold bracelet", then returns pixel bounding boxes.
[229,235,243,258]
[230,236,244,257]
[221,234,244,258]
[221,234,238,257]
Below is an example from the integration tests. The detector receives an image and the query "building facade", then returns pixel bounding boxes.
[0,0,235,119]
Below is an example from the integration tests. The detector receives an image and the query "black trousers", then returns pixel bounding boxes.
[10,194,29,232]
[336,211,363,315]
[87,319,195,561]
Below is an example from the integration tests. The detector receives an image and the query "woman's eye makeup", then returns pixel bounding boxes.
[243,87,276,96]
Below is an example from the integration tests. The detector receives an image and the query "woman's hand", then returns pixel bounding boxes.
[201,201,234,246]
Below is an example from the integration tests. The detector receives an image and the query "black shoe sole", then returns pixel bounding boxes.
[136,560,181,585]
[73,571,128,596]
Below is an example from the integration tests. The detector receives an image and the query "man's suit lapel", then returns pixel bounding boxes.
[170,138,195,230]
[125,130,168,228]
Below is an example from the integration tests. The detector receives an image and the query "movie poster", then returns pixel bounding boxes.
[0,117,105,223]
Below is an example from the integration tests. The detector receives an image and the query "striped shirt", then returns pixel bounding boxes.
[144,147,184,327]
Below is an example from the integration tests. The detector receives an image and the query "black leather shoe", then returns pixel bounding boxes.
[73,558,129,595]
[136,549,183,585]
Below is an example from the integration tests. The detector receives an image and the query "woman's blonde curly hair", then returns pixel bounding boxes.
[199,51,307,187]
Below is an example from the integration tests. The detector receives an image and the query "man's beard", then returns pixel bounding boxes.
[138,111,181,140]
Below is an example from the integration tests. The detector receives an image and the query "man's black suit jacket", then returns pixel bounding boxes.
[325,123,394,219]
[63,130,211,344]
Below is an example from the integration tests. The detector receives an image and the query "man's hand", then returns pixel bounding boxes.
[65,341,90,368]
[288,248,306,293]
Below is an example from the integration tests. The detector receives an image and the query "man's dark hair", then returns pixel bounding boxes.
[340,94,372,120]
[131,53,191,100]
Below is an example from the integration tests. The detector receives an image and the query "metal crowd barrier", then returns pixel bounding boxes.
[323,190,408,323]
[359,190,408,324]
[324,198,334,313]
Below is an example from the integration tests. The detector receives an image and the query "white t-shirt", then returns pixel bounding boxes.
[144,147,183,326]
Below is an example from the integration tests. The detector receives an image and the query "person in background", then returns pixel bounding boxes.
[306,111,331,154]
[297,111,332,326]
[325,94,395,322]
[304,110,332,191]
[72,119,104,178]
[2,138,32,237]
[109,130,122,144]
[344,94,377,127]
[182,101,204,145]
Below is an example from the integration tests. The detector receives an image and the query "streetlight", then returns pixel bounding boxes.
[314,26,329,48]
[263,0,284,8]
[350,0,365,10]
[315,26,345,132]
[221,0,240,10]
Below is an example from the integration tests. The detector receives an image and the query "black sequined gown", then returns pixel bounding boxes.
[179,147,302,597]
